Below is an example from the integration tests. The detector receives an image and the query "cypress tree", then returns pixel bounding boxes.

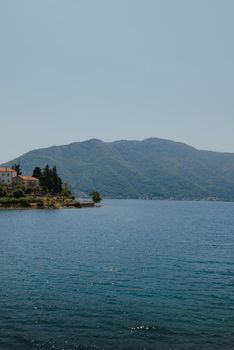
[52,166,62,194]
[41,164,51,192]
[32,167,42,179]
[40,164,63,194]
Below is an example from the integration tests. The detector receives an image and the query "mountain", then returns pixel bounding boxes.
[2,138,234,200]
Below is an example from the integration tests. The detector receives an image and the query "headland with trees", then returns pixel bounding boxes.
[0,164,99,209]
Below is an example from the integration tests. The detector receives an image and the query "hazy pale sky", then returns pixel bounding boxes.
[0,0,233,163]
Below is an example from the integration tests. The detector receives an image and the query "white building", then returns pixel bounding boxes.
[0,168,17,185]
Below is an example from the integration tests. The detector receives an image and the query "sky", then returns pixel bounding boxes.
[0,0,233,163]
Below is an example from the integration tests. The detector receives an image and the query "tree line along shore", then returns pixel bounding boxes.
[0,164,101,209]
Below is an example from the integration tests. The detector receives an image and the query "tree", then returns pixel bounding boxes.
[41,164,52,193]
[40,164,63,194]
[32,167,42,179]
[12,163,22,175]
[0,185,7,197]
[52,166,62,194]
[90,191,102,203]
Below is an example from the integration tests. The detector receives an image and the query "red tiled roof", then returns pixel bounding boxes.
[18,176,39,181]
[0,167,17,173]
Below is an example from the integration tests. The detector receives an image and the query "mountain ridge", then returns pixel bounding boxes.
[2,138,234,200]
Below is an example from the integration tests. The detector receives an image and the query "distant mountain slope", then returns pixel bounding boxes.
[2,138,234,200]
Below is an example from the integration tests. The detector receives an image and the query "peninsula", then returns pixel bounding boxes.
[0,165,95,210]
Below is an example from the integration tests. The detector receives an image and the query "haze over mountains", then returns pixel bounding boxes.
[2,138,234,200]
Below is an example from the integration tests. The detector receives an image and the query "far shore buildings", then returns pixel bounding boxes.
[14,175,39,189]
[0,168,39,188]
[0,168,17,185]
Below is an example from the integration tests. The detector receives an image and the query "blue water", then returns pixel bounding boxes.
[0,200,234,350]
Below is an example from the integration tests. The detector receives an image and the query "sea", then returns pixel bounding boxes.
[0,200,234,350]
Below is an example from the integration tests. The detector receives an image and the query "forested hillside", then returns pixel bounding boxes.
[3,138,234,200]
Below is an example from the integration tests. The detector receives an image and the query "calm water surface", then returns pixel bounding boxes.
[0,200,234,349]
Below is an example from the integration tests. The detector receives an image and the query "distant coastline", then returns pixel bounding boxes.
[2,138,234,201]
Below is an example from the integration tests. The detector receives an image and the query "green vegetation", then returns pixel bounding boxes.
[0,196,32,208]
[90,191,102,203]
[13,188,24,198]
[0,193,82,209]
[32,164,62,194]
[3,138,234,200]
[32,166,42,179]
[0,165,92,209]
